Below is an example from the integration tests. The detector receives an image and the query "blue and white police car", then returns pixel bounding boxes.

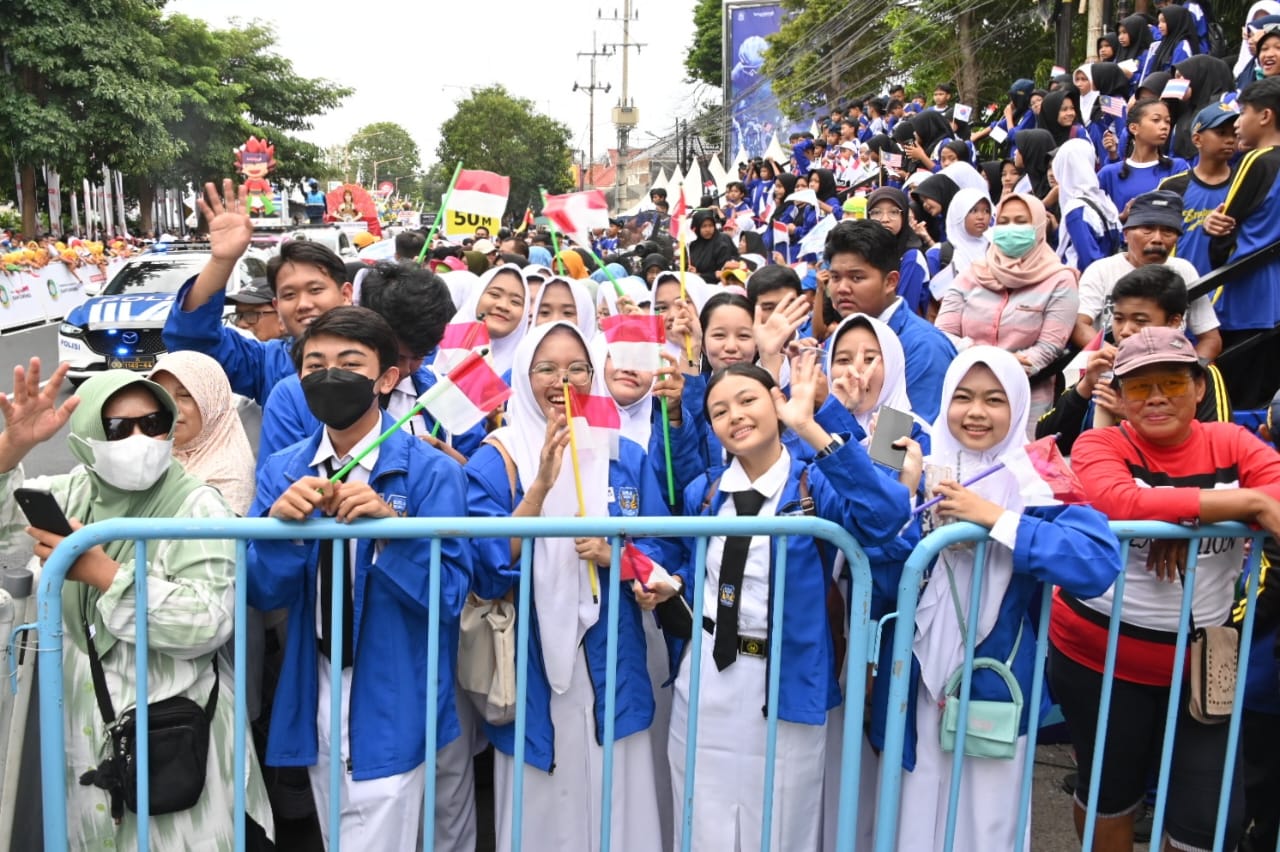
[58,244,265,382]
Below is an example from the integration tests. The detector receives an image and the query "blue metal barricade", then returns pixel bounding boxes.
[874,520,1270,852]
[29,514,878,852]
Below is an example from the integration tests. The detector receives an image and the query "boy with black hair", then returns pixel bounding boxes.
[258,261,485,465]
[1205,76,1280,408]
[248,305,472,852]
[746,264,804,323]
[822,219,956,420]
[1159,103,1238,276]
[393,230,426,263]
[1038,264,1232,454]
[163,179,353,407]
[721,181,752,221]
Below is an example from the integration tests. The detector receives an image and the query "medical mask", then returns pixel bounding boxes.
[989,224,1038,258]
[74,433,174,491]
[301,368,377,430]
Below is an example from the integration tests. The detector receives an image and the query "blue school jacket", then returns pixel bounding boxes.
[1060,205,1123,272]
[671,439,912,725]
[246,412,472,780]
[162,277,296,408]
[465,437,681,772]
[1208,145,1280,331]
[257,368,487,469]
[646,399,709,514]
[884,301,956,425]
[868,504,1121,770]
[1159,168,1233,276]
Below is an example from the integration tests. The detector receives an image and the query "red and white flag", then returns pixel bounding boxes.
[449,169,510,220]
[567,386,621,456]
[542,190,609,246]
[600,314,666,372]
[671,193,688,240]
[1004,435,1089,505]
[619,541,680,591]
[418,350,511,435]
[432,320,491,374]
[772,220,790,247]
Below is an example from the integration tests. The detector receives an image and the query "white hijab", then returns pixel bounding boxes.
[824,313,917,439]
[942,188,992,274]
[589,334,653,449]
[440,269,481,315]
[939,162,990,196]
[1053,138,1121,230]
[651,270,715,363]
[1237,1,1280,76]
[487,322,610,694]
[531,276,599,341]
[913,346,1033,701]
[1076,63,1099,127]
[446,264,530,376]
[596,274,653,317]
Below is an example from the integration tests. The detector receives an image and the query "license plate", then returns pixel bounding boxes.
[107,355,156,371]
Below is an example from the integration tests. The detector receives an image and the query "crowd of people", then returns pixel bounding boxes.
[4,4,1280,851]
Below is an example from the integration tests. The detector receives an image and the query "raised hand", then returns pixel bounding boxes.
[754,292,810,360]
[534,412,571,493]
[0,359,79,468]
[772,350,822,430]
[197,179,254,262]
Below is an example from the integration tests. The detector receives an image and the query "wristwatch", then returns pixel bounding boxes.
[816,435,845,459]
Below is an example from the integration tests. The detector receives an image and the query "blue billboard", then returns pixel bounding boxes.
[723,1,809,160]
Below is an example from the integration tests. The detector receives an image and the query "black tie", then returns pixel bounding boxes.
[318,462,354,668]
[713,489,766,671]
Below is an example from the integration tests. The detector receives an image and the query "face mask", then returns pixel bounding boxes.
[301,368,377,430]
[75,433,174,491]
[990,224,1038,258]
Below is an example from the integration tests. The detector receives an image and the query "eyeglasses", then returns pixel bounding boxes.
[869,208,903,221]
[231,309,277,327]
[530,361,593,386]
[1119,373,1194,401]
[102,409,173,442]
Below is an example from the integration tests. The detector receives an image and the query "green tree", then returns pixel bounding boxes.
[432,85,574,217]
[0,0,179,236]
[346,122,421,191]
[685,0,724,86]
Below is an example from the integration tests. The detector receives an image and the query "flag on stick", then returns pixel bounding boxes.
[433,320,490,374]
[913,435,1086,516]
[600,314,665,372]
[418,349,511,435]
[449,170,510,219]
[619,541,680,591]
[542,190,609,246]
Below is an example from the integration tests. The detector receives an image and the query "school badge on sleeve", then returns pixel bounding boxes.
[618,486,639,516]
[384,493,409,517]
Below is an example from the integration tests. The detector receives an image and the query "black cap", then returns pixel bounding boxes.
[226,280,274,305]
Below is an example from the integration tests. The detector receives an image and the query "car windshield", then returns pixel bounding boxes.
[101,257,208,296]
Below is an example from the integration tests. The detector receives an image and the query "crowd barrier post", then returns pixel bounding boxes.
[35,514,873,852]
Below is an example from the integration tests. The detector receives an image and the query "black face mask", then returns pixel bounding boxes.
[301,368,377,430]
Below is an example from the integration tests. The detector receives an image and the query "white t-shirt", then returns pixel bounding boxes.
[1077,253,1219,336]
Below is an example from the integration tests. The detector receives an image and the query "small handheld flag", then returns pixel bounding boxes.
[418,349,511,435]
[600,314,665,372]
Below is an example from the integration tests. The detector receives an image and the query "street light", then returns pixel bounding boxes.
[371,156,406,190]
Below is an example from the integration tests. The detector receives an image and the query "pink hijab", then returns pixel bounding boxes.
[969,193,1079,291]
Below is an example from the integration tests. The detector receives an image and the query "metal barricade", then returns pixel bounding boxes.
[874,520,1270,852]
[28,514,879,852]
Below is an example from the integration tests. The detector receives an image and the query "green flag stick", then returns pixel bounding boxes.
[430,420,442,438]
[539,189,567,276]
[416,161,464,264]
[660,393,676,506]
[330,403,424,483]
[588,249,627,298]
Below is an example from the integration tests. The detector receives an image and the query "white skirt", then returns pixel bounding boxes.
[894,677,1031,852]
[668,637,827,852]
[493,649,663,852]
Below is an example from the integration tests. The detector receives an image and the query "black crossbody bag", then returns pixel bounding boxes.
[78,603,218,821]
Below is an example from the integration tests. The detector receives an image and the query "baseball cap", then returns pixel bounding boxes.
[1113,326,1202,377]
[352,231,377,249]
[226,280,274,305]
[1192,103,1238,134]
[1124,190,1185,233]
[473,238,497,255]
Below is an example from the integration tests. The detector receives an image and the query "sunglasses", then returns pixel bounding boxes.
[102,409,173,442]
[1119,373,1194,402]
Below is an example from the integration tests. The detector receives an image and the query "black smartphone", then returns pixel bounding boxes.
[14,488,74,536]
[868,406,915,471]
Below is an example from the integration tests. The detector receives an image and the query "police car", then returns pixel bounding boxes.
[58,244,264,382]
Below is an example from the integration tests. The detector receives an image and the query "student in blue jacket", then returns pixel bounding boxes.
[465,321,679,852]
[257,261,486,465]
[885,346,1121,852]
[1053,139,1124,272]
[161,179,353,408]
[647,355,912,852]
[247,306,472,852]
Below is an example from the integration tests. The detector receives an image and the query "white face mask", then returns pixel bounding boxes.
[76,433,174,491]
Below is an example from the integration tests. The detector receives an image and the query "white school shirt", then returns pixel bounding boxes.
[1076,253,1219,337]
[384,375,422,436]
[309,419,381,642]
[702,448,791,637]
[878,296,905,325]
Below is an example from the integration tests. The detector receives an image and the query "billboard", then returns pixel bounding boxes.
[723,1,809,161]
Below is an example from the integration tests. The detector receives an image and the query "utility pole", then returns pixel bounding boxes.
[601,1,643,212]
[574,34,612,194]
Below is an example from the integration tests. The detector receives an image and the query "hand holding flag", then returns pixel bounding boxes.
[913,434,1085,516]
[418,349,511,435]
[618,541,680,592]
[600,314,666,371]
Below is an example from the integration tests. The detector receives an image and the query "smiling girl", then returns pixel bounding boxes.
[445,263,530,376]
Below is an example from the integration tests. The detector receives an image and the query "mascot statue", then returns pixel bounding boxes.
[235,136,277,217]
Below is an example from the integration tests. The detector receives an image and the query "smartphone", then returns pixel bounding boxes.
[14,488,74,536]
[868,406,915,471]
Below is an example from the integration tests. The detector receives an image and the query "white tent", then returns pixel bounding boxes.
[708,154,732,196]
[667,164,685,204]
[682,163,704,208]
[764,133,788,166]
[733,145,750,170]
[648,166,669,198]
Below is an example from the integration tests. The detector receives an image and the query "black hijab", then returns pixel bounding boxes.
[1150,5,1200,73]
[911,109,954,155]
[1118,14,1155,62]
[739,230,767,256]
[911,173,960,242]
[1009,78,1036,123]
[1014,128,1055,199]
[980,160,1006,201]
[1136,70,1172,100]
[687,208,739,284]
[866,187,920,253]
[809,168,840,203]
[1088,62,1132,123]
[770,173,798,225]
[1037,87,1082,147]
[1170,54,1235,159]
[1097,32,1121,62]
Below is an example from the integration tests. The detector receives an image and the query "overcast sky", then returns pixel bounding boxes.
[170,0,710,167]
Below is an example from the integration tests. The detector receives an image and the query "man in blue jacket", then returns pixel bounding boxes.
[822,219,957,422]
[249,305,472,851]
[162,179,354,408]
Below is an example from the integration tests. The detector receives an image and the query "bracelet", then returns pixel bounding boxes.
[815,435,845,459]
